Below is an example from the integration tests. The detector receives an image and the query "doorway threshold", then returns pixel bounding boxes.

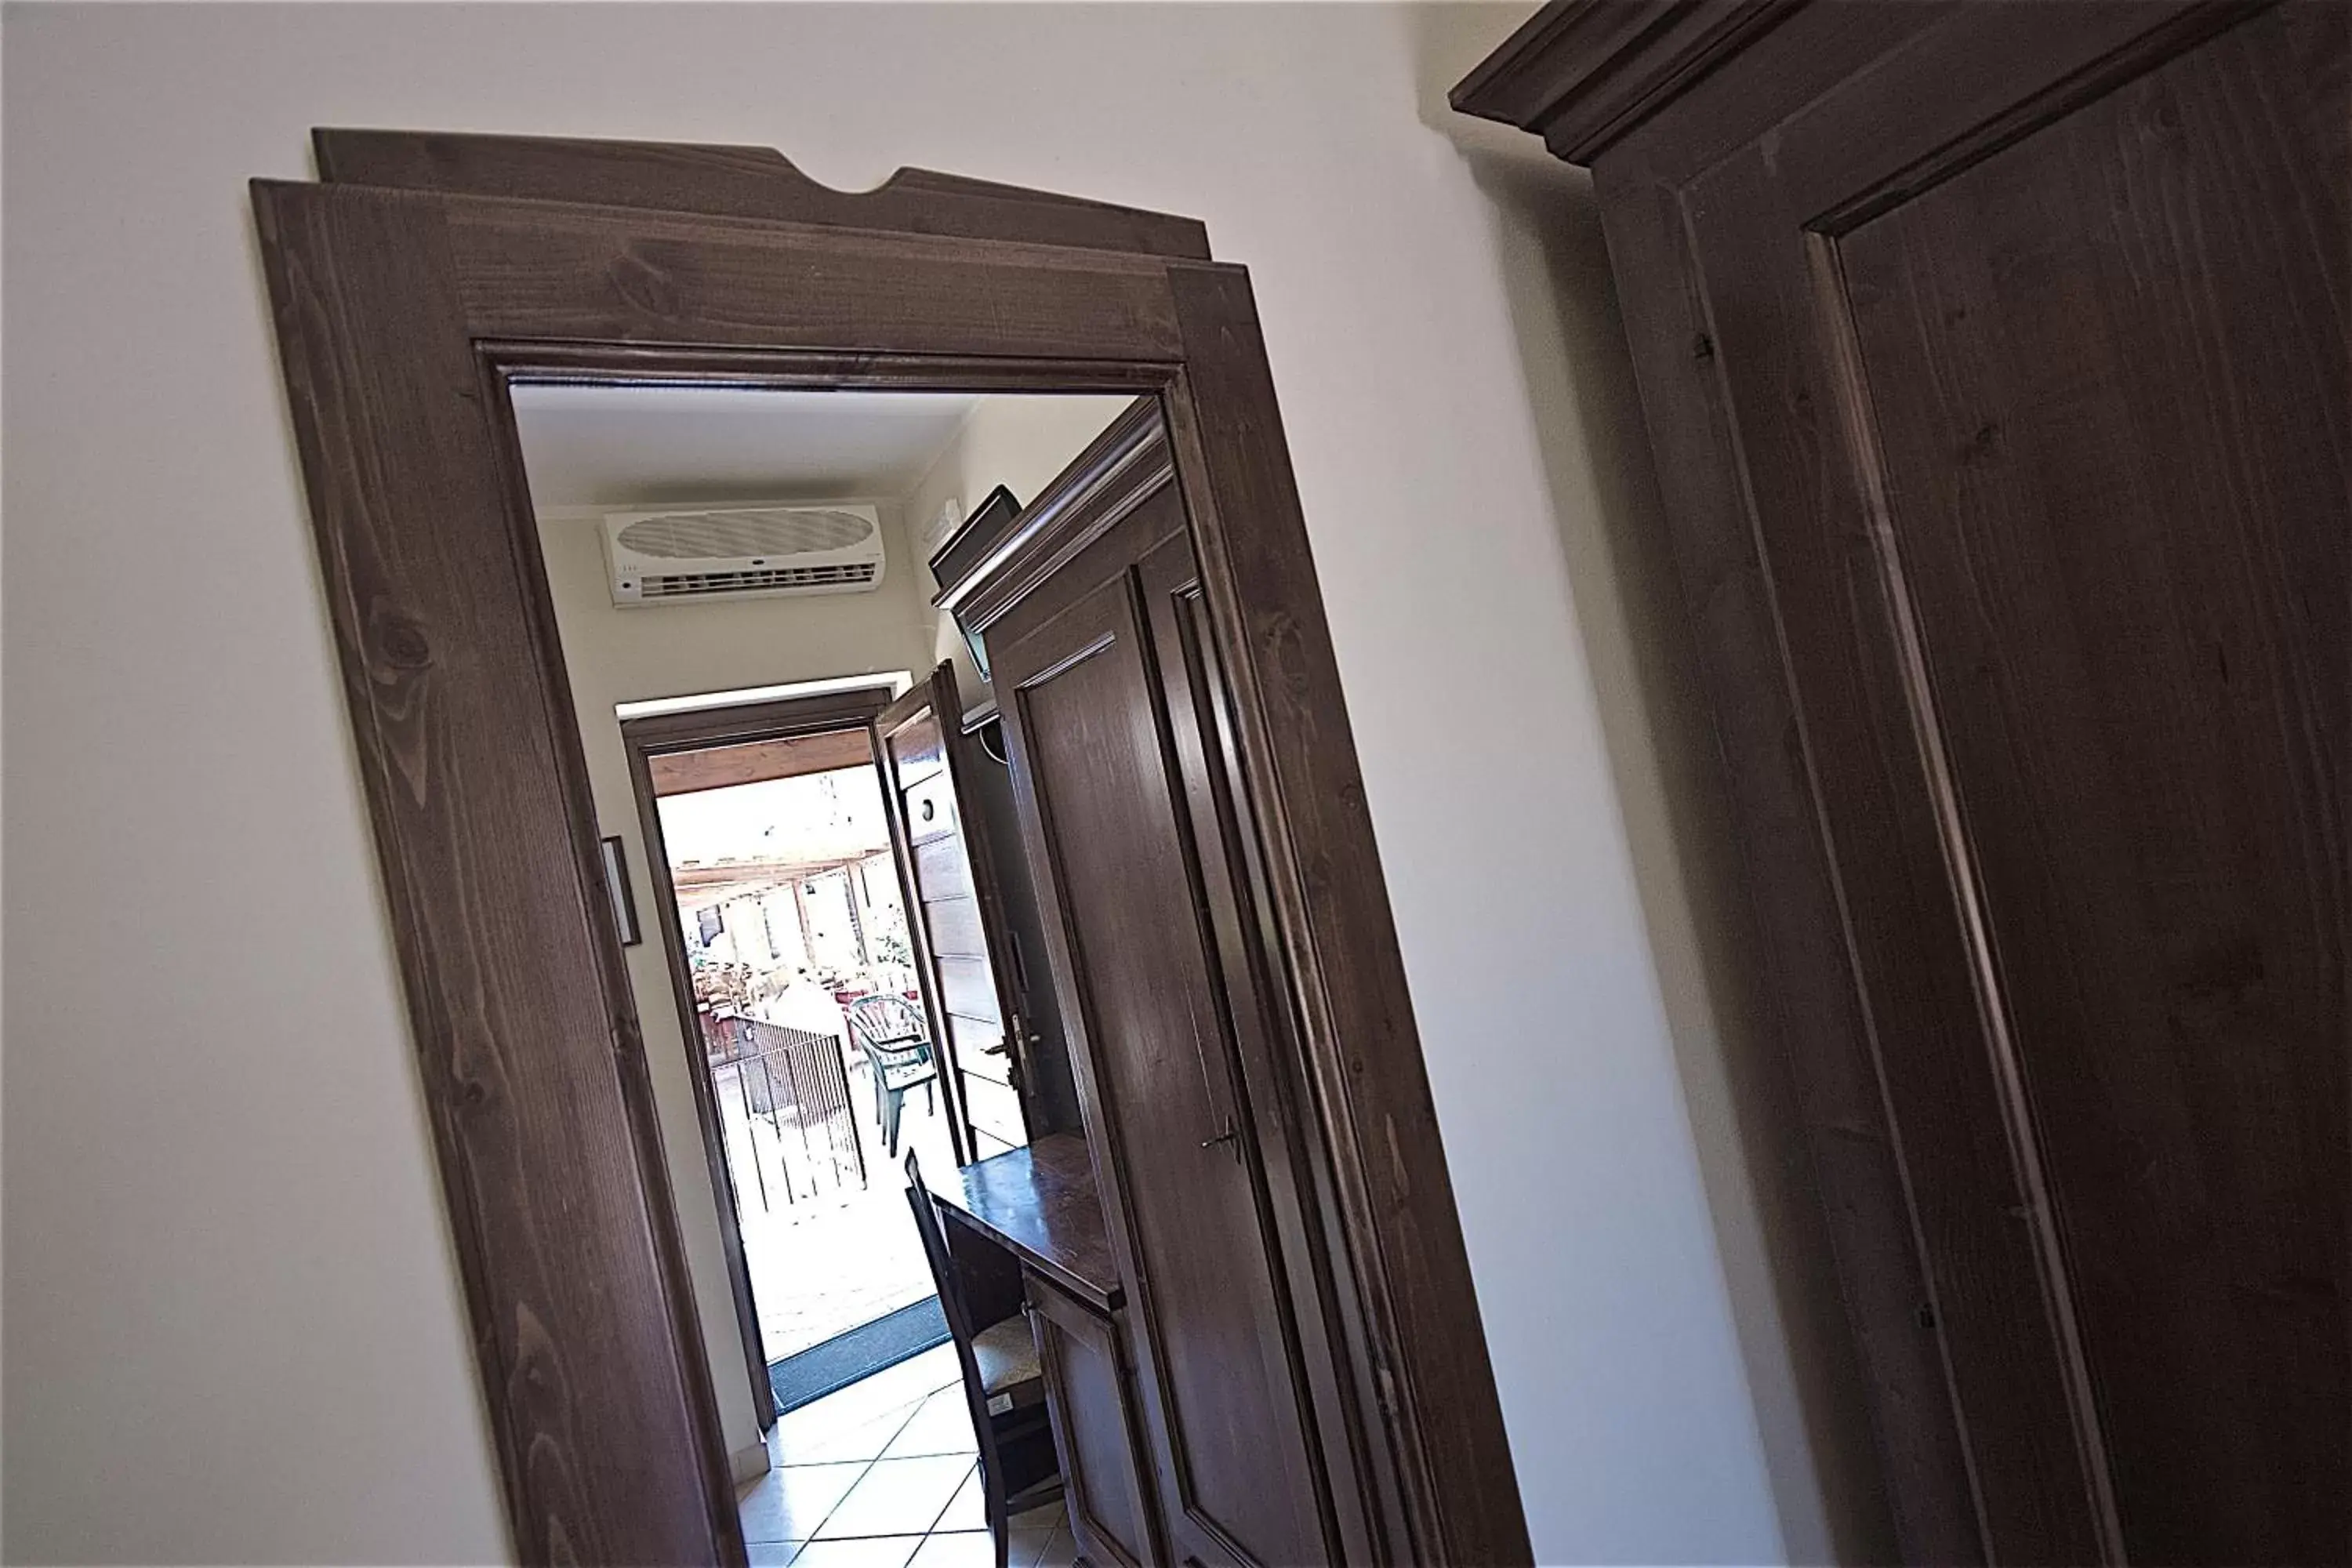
[768,1295,951,1416]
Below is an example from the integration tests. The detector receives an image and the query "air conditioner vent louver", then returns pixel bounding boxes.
[615,507,874,561]
[639,562,879,599]
[604,503,887,607]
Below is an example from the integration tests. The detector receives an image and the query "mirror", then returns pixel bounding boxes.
[252,147,1526,1568]
[511,381,1131,1554]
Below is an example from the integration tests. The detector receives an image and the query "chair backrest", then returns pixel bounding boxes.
[902,1149,995,1439]
[848,993,927,1049]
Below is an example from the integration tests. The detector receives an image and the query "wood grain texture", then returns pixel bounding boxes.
[1586,163,1969,1564]
[1026,1268,1165,1568]
[256,151,1529,1567]
[492,344,1170,397]
[990,492,1337,1568]
[250,178,738,1567]
[1466,0,2351,1561]
[645,728,875,797]
[1449,0,1802,160]
[933,1134,1123,1313]
[314,129,1212,260]
[1689,138,2112,1563]
[616,688,895,755]
[1837,11,2348,1557]
[446,195,1183,362]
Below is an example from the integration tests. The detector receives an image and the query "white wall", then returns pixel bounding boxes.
[1406,13,1891,1562]
[3,5,1820,1563]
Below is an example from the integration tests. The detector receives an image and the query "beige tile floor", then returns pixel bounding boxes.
[739,1344,1075,1568]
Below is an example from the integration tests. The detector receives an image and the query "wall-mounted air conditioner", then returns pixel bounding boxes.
[603,503,887,607]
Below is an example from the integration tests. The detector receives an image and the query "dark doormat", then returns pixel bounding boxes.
[768,1296,951,1416]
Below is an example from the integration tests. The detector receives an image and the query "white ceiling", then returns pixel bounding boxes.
[510,384,982,509]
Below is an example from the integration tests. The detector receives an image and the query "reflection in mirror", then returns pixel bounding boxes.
[510,384,1133,1559]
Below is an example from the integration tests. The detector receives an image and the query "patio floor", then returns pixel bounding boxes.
[713,1018,964,1363]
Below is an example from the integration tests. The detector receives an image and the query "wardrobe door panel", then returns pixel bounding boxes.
[1028,1271,1162,1568]
[1831,13,2349,1559]
[1679,9,2348,1564]
[1461,2,2349,1561]
[993,492,1331,1568]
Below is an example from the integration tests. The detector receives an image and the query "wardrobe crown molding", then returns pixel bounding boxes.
[1449,0,1799,162]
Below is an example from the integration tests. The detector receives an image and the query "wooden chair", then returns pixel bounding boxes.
[903,1149,1061,1568]
[848,993,938,1156]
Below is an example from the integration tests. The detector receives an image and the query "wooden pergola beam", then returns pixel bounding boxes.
[646,728,874,797]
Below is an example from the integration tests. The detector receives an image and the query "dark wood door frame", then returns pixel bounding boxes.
[620,685,902,1439]
[254,131,1530,1567]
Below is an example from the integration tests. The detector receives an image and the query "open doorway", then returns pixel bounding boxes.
[633,709,961,1408]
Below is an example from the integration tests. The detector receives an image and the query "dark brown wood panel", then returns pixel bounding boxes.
[931,1134,1123,1313]
[1163,268,1518,1566]
[1576,157,1968,1568]
[1835,14,2348,1557]
[314,130,1212,260]
[1458,3,2352,1563]
[1446,0,1802,161]
[1029,1272,1165,1568]
[255,136,1530,1568]
[888,709,949,786]
[249,177,738,1567]
[645,728,874,797]
[619,688,897,754]
[1686,135,2111,1563]
[995,492,1334,1568]
[447,197,1183,361]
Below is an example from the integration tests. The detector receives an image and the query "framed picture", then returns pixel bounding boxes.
[600,835,641,947]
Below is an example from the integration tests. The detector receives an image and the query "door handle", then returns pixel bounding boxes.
[987,1014,1026,1095]
[1200,1126,1238,1151]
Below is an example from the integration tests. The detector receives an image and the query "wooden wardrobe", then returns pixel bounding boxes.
[1459,5,2347,1565]
[948,404,1363,1568]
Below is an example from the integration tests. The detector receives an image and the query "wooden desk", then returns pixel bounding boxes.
[928,1133,1161,1566]
[929,1132,1123,1313]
